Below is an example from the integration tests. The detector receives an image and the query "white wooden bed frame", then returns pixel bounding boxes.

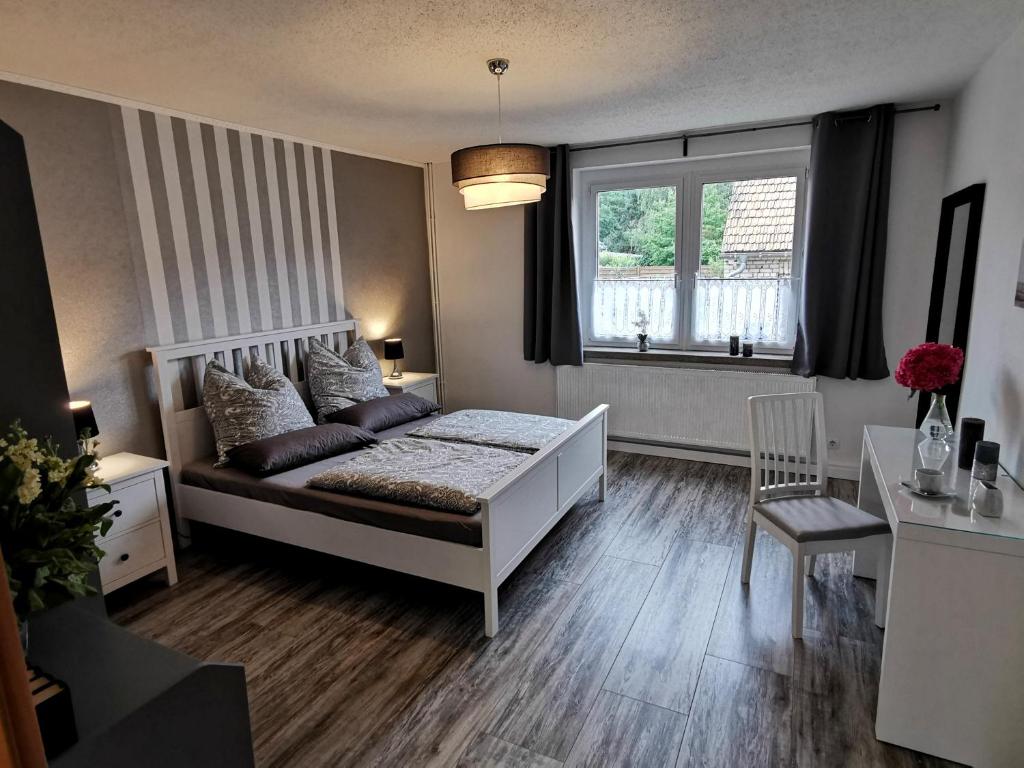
[147,320,608,636]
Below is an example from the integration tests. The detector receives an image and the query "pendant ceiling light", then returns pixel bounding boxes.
[451,58,550,211]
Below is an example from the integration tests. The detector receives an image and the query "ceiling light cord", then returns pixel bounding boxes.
[496,73,503,144]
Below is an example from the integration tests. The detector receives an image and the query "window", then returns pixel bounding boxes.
[693,176,798,346]
[577,151,808,352]
[593,186,678,341]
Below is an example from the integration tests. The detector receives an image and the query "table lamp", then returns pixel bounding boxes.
[384,338,405,379]
[69,400,100,462]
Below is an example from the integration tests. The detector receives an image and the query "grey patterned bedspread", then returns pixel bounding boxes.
[307,438,527,514]
[406,409,572,453]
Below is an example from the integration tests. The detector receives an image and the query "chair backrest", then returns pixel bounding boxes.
[748,392,829,504]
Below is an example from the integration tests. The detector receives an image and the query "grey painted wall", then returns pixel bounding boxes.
[334,152,434,374]
[0,82,163,458]
[0,116,79,455]
[0,80,434,459]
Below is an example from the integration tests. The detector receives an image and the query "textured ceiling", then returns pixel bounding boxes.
[1,1,1021,163]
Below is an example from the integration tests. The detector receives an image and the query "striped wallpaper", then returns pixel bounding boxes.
[120,106,345,345]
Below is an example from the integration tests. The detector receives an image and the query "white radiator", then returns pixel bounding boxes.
[557,363,815,452]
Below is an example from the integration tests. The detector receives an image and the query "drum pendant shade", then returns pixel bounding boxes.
[450,60,549,210]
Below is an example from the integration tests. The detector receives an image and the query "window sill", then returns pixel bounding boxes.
[583,346,793,369]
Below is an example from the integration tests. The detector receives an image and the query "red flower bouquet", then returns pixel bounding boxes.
[894,343,964,394]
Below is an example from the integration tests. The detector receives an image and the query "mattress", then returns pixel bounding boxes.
[179,415,483,547]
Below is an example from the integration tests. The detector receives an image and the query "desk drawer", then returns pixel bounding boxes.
[99,521,165,586]
[91,477,161,539]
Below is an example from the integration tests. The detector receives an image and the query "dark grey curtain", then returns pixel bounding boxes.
[792,103,894,379]
[524,145,583,366]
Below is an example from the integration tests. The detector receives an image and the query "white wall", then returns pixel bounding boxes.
[943,21,1024,481]
[431,109,951,475]
[429,166,557,415]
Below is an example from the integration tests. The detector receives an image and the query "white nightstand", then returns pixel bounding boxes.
[87,453,178,595]
[382,372,439,404]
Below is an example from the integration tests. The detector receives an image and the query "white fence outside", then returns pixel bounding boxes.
[591,276,795,344]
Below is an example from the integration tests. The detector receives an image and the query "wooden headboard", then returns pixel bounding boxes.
[147,320,360,507]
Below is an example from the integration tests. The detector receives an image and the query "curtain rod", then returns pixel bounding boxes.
[568,104,940,154]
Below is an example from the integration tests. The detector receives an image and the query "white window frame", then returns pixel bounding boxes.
[576,149,809,353]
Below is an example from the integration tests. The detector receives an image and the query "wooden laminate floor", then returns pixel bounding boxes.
[108,452,962,768]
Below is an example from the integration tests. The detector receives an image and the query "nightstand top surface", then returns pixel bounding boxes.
[382,371,438,386]
[94,452,169,486]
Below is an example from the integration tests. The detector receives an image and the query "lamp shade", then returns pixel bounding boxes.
[69,400,99,438]
[383,338,405,361]
[450,144,550,211]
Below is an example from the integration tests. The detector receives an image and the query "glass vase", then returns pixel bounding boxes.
[919,393,953,441]
[917,434,951,471]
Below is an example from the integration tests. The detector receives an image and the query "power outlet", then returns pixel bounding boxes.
[827,439,841,450]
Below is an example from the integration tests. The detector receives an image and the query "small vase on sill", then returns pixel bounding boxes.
[636,334,649,352]
[919,393,954,441]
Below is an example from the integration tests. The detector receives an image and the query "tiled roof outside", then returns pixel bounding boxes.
[720,177,796,253]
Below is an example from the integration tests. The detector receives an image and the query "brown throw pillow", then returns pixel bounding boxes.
[227,424,378,476]
[325,393,440,433]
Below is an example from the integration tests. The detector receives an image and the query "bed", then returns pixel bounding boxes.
[147,320,608,636]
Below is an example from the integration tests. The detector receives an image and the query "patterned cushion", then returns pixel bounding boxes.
[203,357,315,466]
[307,338,389,423]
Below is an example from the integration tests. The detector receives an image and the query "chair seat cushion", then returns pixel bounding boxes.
[754,496,890,543]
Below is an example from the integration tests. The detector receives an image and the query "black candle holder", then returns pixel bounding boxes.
[972,441,1000,482]
[742,342,753,358]
[729,336,740,356]
[957,418,985,470]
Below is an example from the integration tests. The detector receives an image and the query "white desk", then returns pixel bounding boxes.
[857,425,1024,768]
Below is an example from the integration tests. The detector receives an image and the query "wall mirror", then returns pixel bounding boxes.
[917,183,986,427]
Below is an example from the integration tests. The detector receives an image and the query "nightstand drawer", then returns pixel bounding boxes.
[99,521,165,585]
[91,477,161,539]
[408,380,437,403]
[382,373,439,404]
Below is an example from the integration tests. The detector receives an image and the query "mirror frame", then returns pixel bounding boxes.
[917,182,986,427]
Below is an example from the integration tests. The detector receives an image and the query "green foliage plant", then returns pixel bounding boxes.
[0,422,116,626]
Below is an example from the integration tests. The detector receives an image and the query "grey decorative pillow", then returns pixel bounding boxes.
[203,357,315,466]
[307,338,389,423]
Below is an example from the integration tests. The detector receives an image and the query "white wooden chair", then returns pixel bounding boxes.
[741,393,891,639]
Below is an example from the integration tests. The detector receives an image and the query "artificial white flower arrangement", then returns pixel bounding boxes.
[0,422,117,628]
